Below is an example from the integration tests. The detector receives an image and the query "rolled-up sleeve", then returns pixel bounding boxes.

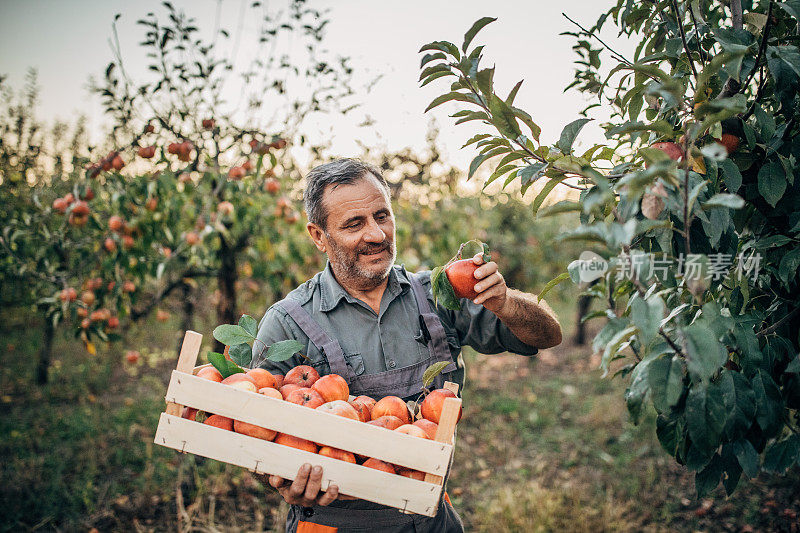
[445,300,539,356]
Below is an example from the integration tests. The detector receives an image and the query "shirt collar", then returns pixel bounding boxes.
[318,261,411,313]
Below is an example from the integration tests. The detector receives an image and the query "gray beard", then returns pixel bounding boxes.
[325,235,396,290]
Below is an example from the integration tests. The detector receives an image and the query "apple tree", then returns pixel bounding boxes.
[419,1,800,496]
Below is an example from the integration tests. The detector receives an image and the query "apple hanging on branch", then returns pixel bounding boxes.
[431,239,491,310]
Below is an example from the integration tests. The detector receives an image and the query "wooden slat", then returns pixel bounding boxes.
[165,331,203,416]
[165,371,453,474]
[443,381,459,395]
[423,396,462,485]
[154,413,442,516]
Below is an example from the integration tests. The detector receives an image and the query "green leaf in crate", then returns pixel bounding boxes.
[229,342,253,367]
[422,361,452,389]
[213,324,255,346]
[207,351,245,378]
[266,339,305,362]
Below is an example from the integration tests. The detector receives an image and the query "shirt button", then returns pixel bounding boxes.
[388,360,396,369]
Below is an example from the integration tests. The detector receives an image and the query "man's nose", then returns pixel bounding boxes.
[363,219,386,242]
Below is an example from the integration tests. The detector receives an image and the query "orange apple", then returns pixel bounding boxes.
[395,424,430,439]
[413,419,439,440]
[284,365,320,388]
[181,407,199,421]
[371,396,411,424]
[196,366,223,382]
[312,373,350,402]
[318,446,356,463]
[420,389,461,424]
[362,458,396,474]
[349,400,371,422]
[367,415,404,431]
[204,414,234,431]
[316,400,360,421]
[246,368,277,390]
[274,433,318,453]
[286,387,325,408]
[273,374,284,388]
[234,419,277,441]
[258,386,283,400]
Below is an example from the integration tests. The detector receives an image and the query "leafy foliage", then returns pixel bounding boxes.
[421,1,800,496]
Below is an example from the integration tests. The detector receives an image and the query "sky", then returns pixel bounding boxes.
[0,0,635,189]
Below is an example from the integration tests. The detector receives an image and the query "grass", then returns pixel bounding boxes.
[1,289,798,532]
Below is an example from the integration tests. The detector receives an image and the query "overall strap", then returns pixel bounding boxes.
[409,274,457,375]
[278,299,356,383]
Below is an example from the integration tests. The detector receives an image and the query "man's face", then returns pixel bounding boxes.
[309,174,396,290]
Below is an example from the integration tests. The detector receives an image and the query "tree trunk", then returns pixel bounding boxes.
[574,293,592,346]
[35,314,54,385]
[215,237,238,353]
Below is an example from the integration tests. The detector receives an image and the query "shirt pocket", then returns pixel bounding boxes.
[344,352,365,375]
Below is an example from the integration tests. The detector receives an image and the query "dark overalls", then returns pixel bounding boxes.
[276,274,465,533]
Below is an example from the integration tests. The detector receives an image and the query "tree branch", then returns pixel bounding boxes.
[671,0,699,79]
[130,268,216,321]
[757,306,800,337]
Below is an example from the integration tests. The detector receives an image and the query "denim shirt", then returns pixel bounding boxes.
[254,262,538,395]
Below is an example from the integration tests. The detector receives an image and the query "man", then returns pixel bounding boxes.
[255,158,562,532]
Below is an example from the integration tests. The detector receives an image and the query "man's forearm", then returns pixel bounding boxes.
[494,289,562,349]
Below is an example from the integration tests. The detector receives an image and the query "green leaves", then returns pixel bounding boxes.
[214,315,302,367]
[422,361,452,389]
[683,322,728,382]
[758,160,787,207]
[431,265,460,311]
[213,323,254,346]
[462,17,496,53]
[556,118,591,154]
[630,294,664,345]
[703,193,745,210]
[487,94,522,139]
[686,381,727,456]
[207,351,245,378]
[648,355,685,413]
[265,339,304,363]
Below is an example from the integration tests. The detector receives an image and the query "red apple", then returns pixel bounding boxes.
[312,374,350,402]
[316,400,360,421]
[349,400,371,422]
[367,415,405,431]
[204,414,234,431]
[397,467,425,481]
[413,419,439,440]
[221,373,258,392]
[280,383,302,399]
[286,387,325,408]
[371,396,411,424]
[394,424,430,439]
[362,458,396,474]
[274,433,318,454]
[420,389,461,425]
[258,387,283,400]
[234,419,277,441]
[444,259,479,300]
[318,446,356,463]
[181,407,199,421]
[246,368,277,390]
[196,366,223,382]
[285,365,320,388]
[273,374,284,389]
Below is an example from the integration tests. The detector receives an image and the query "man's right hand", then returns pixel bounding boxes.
[268,464,341,507]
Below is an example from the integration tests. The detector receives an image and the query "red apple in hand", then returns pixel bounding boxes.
[371,396,411,424]
[285,365,320,388]
[312,373,350,402]
[444,259,479,300]
[420,388,461,424]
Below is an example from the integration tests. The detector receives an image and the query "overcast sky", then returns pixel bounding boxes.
[0,1,635,179]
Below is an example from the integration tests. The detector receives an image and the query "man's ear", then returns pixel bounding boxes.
[307,222,327,253]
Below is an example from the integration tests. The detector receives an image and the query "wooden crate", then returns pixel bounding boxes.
[154,331,461,517]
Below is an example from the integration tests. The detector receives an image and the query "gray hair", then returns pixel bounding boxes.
[303,158,389,229]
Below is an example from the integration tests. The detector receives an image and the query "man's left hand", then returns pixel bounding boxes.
[470,253,508,314]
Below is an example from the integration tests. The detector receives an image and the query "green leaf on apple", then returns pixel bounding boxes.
[422,361,452,389]
[431,265,461,310]
[207,351,245,378]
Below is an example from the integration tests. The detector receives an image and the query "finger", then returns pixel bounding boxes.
[269,475,286,490]
[474,283,506,305]
[474,272,503,294]
[318,484,339,506]
[303,465,324,501]
[474,262,499,281]
[472,252,485,265]
[288,464,312,500]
